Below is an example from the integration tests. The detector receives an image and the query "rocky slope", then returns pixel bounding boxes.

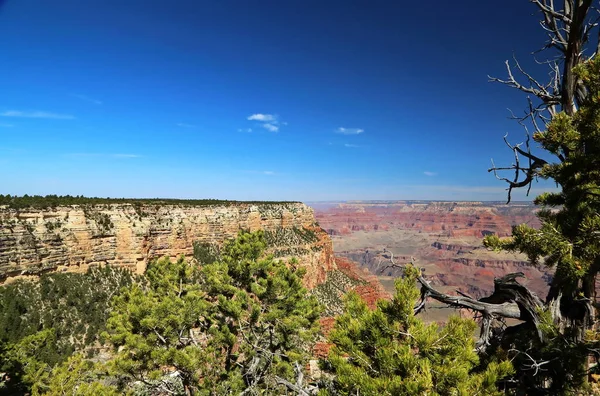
[0,202,335,288]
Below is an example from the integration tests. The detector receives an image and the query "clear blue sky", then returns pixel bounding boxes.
[0,0,559,201]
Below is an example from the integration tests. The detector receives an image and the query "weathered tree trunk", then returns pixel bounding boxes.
[562,0,592,115]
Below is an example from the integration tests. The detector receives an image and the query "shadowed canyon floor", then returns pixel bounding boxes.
[312,200,548,323]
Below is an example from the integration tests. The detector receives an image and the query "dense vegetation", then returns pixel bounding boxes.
[0,194,298,210]
[0,266,138,394]
[480,57,600,393]
[407,1,600,394]
[0,232,325,394]
[323,266,513,395]
[0,231,515,395]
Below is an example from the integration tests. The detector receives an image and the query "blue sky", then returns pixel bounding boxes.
[0,0,560,201]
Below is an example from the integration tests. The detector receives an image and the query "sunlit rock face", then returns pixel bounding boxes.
[0,202,336,288]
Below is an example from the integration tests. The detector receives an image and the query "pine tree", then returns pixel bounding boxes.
[323,265,513,395]
[103,230,321,394]
[402,2,600,393]
[483,57,600,392]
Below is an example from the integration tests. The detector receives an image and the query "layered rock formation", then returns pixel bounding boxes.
[0,203,335,288]
[315,201,540,238]
[313,200,549,300]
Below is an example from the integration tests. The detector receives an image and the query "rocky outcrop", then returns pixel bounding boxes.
[431,241,476,254]
[339,250,412,278]
[438,257,531,270]
[0,203,335,288]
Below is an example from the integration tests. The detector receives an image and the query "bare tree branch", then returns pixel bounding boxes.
[509,348,557,376]
[488,1,598,203]
[275,362,319,396]
[489,133,549,203]
[379,253,547,347]
[532,0,573,25]
[488,58,561,107]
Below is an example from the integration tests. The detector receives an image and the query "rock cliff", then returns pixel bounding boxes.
[0,202,335,288]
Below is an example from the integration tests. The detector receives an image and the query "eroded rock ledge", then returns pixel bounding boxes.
[0,202,335,288]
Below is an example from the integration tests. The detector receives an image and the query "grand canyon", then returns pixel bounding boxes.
[0,199,548,309]
[312,200,549,319]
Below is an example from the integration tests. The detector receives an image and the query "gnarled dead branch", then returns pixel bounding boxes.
[381,253,545,350]
[275,362,319,395]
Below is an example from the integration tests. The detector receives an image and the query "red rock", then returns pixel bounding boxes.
[335,257,391,307]
[315,201,540,239]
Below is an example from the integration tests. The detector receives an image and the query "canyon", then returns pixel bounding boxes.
[0,199,550,316]
[313,200,549,307]
[0,202,335,288]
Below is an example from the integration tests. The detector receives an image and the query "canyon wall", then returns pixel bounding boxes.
[316,201,540,238]
[314,201,549,299]
[0,203,335,288]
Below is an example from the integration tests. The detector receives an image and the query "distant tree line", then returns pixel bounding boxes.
[0,194,298,210]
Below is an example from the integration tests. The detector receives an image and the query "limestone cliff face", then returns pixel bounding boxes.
[0,203,335,288]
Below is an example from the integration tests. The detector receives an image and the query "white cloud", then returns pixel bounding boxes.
[112,154,142,158]
[72,94,102,105]
[177,123,196,128]
[423,171,437,176]
[262,123,279,132]
[1,110,75,119]
[243,170,276,175]
[344,143,360,148]
[246,113,284,132]
[247,113,276,122]
[336,127,364,135]
[237,128,253,133]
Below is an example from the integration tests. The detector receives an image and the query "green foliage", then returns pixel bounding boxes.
[1,333,119,395]
[83,210,114,234]
[0,266,138,393]
[0,265,137,364]
[104,256,213,394]
[1,329,56,394]
[312,269,366,316]
[323,266,513,395]
[103,230,322,394]
[264,226,318,247]
[42,354,119,396]
[192,241,221,265]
